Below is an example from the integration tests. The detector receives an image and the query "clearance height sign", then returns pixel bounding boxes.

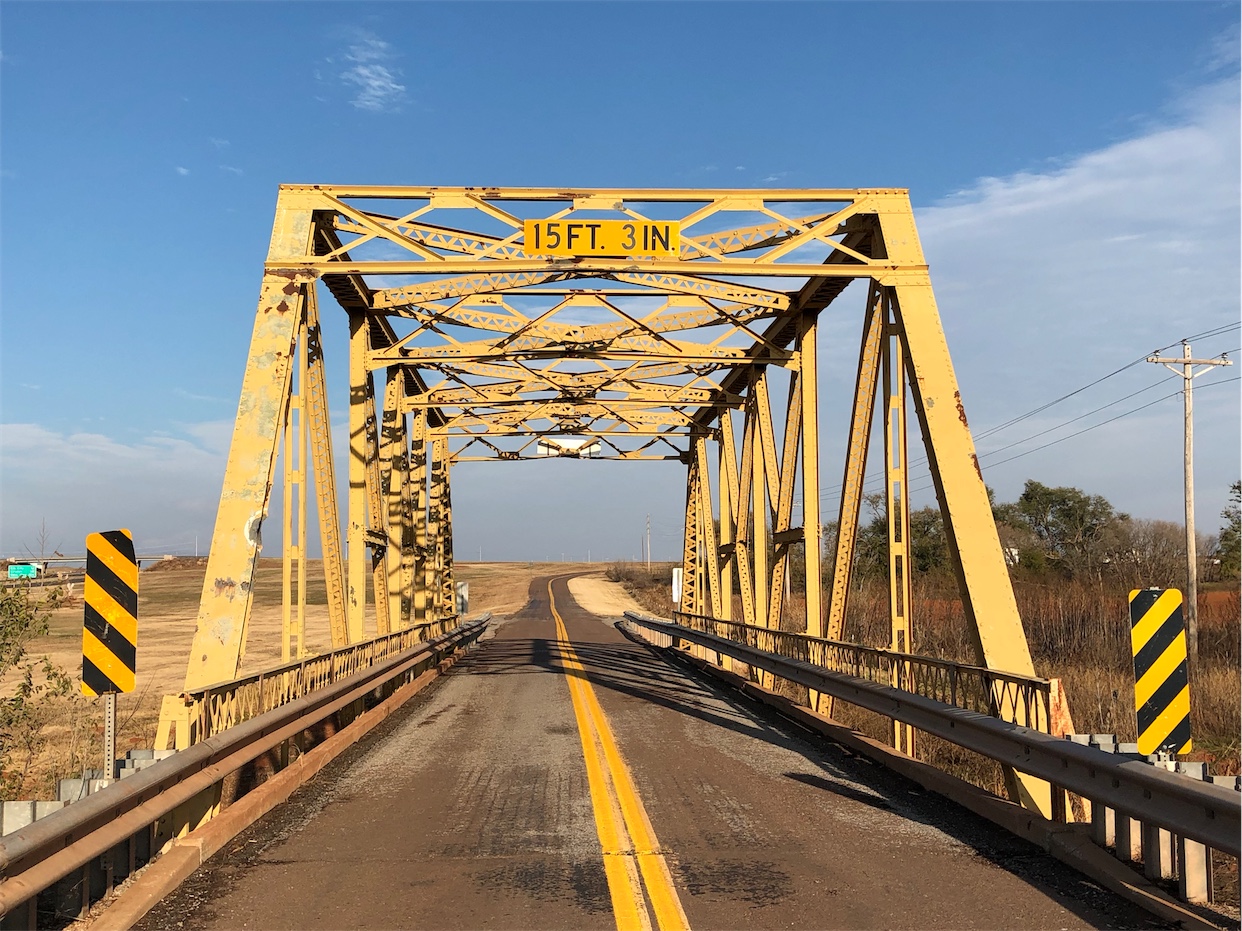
[524,219,680,258]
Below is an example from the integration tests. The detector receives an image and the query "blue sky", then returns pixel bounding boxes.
[1,2,1239,561]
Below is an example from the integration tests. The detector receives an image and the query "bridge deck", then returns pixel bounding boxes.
[138,575,1152,930]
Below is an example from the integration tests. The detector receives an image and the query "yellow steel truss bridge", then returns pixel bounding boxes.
[167,185,1051,812]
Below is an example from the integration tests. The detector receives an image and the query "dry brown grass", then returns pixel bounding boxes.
[613,566,1240,798]
[829,576,1241,773]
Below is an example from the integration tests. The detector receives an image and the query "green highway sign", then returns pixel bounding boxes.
[7,564,38,580]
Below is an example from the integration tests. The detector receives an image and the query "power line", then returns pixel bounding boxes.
[818,373,1178,503]
[817,333,1240,504]
[975,347,1238,462]
[821,374,1240,512]
[908,374,1240,492]
[976,373,1181,460]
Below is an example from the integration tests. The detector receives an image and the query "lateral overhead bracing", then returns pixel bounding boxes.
[170,186,1055,814]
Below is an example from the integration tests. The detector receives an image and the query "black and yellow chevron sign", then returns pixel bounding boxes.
[82,530,138,696]
[1129,588,1192,755]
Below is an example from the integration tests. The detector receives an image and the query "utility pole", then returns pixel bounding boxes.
[646,514,651,573]
[1146,342,1232,677]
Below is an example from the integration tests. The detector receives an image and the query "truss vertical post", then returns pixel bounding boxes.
[724,403,757,629]
[875,192,1048,814]
[767,372,802,630]
[695,435,723,620]
[718,428,734,611]
[427,435,451,633]
[680,456,701,617]
[303,286,348,649]
[799,312,823,640]
[281,357,294,663]
[426,437,442,627]
[883,291,915,754]
[398,427,415,629]
[364,374,391,637]
[182,190,317,691]
[280,310,310,661]
[295,313,309,657]
[717,415,737,670]
[751,375,771,635]
[346,311,370,643]
[440,447,455,623]
[411,412,429,630]
[382,373,409,630]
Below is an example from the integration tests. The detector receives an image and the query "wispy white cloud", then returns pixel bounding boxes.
[218,165,243,176]
[0,422,231,553]
[885,76,1241,525]
[339,30,406,112]
[1204,23,1240,73]
[175,166,190,176]
[209,137,230,150]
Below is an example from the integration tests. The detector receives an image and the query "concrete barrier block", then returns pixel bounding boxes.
[1,801,36,836]
[58,778,89,802]
[34,800,66,819]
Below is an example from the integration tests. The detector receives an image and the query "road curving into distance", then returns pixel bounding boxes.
[135,574,1156,931]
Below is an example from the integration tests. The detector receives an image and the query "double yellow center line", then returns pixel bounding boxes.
[549,581,690,931]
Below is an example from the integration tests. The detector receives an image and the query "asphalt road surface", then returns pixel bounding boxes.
[137,575,1161,930]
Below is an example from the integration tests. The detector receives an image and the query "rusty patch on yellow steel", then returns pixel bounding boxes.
[213,577,237,598]
[954,391,968,428]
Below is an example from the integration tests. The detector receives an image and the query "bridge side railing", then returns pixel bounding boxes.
[0,617,488,929]
[621,612,1240,866]
[671,610,1052,732]
[184,616,460,744]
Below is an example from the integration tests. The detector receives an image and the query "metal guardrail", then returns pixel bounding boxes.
[672,610,1053,731]
[623,612,1240,857]
[185,616,461,743]
[0,617,488,926]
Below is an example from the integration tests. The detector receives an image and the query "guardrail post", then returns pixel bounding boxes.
[1091,799,1115,847]
[1083,735,1115,845]
[1114,810,1143,864]
[1142,820,1174,881]
[1176,834,1210,904]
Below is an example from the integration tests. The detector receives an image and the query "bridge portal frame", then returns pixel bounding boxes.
[172,185,1050,813]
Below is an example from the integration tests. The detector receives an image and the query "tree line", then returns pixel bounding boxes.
[847,479,1241,588]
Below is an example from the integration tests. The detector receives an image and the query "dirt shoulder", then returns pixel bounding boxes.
[566,574,646,618]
